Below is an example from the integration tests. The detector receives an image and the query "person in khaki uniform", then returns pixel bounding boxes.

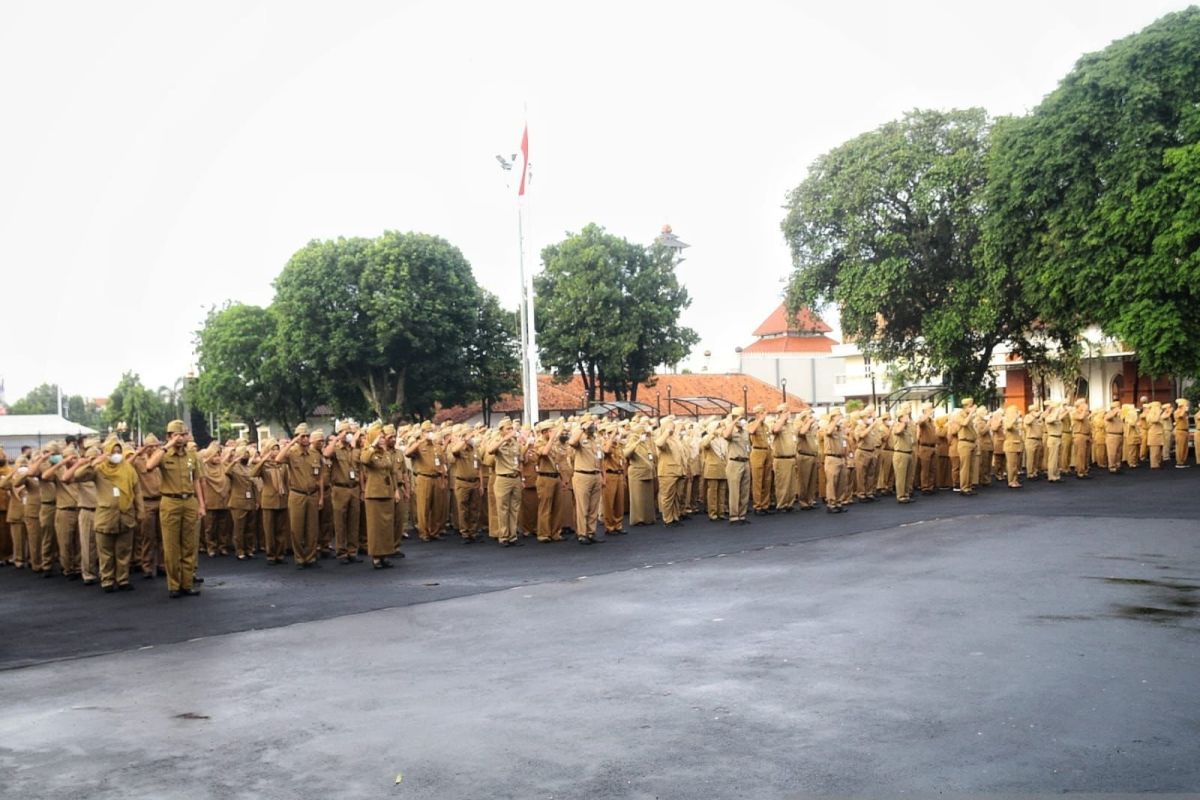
[1043,401,1066,482]
[722,408,752,524]
[974,408,993,487]
[200,444,232,557]
[623,420,657,527]
[42,445,82,580]
[770,405,798,510]
[382,425,407,557]
[534,421,566,541]
[12,455,47,573]
[569,417,607,542]
[405,421,442,542]
[822,409,849,512]
[875,411,895,496]
[950,405,979,496]
[890,405,915,504]
[487,417,523,546]
[250,438,288,564]
[601,424,627,535]
[790,410,817,510]
[852,405,880,503]
[1002,406,1024,488]
[1102,400,1124,473]
[64,442,100,585]
[445,424,482,544]
[34,446,60,574]
[1173,399,1191,468]
[75,439,144,591]
[309,430,335,556]
[655,416,687,528]
[1122,404,1141,468]
[274,422,323,568]
[223,445,258,559]
[519,428,540,537]
[915,402,938,494]
[699,421,728,520]
[1023,402,1044,480]
[746,404,773,515]
[145,420,206,597]
[1070,399,1092,478]
[132,434,163,578]
[0,450,9,567]
[1160,403,1175,463]
[1144,402,1166,468]
[934,417,951,489]
[360,423,399,568]
[322,421,364,561]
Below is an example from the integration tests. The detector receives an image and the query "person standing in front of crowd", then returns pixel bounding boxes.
[145,420,206,598]
[275,423,323,569]
[722,408,752,525]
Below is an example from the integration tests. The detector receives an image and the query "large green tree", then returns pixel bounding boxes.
[466,290,521,425]
[985,7,1200,379]
[272,232,485,420]
[103,372,174,437]
[782,108,1047,399]
[536,224,697,402]
[9,383,103,430]
[193,302,321,438]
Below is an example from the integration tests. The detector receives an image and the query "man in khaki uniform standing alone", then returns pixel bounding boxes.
[145,420,206,597]
[274,423,323,568]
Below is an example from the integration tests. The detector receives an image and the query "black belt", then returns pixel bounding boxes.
[576,469,599,475]
[78,506,95,511]
[730,456,748,462]
[417,472,440,478]
[774,455,795,459]
[497,473,519,478]
[58,507,78,512]
[605,470,623,475]
[332,482,357,488]
[290,488,317,496]
[797,452,817,457]
[456,476,477,482]
[41,501,55,505]
[1047,434,1062,438]
[163,493,194,500]
[894,449,912,454]
[145,495,161,501]
[537,471,560,478]
[858,448,875,453]
[919,443,936,448]
[753,446,769,450]
[1028,437,1042,441]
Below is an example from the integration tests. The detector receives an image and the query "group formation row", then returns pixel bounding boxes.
[0,397,1193,598]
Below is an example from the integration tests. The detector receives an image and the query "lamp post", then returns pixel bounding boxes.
[742,384,748,411]
[655,391,661,418]
[781,377,788,405]
[666,385,673,417]
[867,362,877,407]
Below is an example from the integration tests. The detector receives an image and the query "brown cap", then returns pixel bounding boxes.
[293,423,310,436]
[166,420,186,434]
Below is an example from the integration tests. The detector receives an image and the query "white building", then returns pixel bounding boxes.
[736,303,844,405]
[0,414,100,454]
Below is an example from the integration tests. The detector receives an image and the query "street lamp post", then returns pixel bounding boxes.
[742,384,748,411]
[666,386,673,417]
[655,392,661,418]
[781,377,788,405]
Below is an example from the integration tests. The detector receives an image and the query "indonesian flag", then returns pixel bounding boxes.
[518,124,530,197]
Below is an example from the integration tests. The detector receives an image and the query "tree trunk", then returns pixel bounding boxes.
[393,366,407,417]
[246,418,259,445]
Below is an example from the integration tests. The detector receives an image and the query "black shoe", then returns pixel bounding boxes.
[43,570,55,579]
[309,561,322,569]
[394,551,406,558]
[143,572,155,580]
[592,537,604,543]
[182,588,201,596]
[381,559,394,569]
[82,578,96,586]
[66,573,81,581]
[340,557,354,565]
[117,583,134,592]
[578,538,593,545]
[169,590,182,599]
[373,560,386,569]
[194,576,205,584]
[297,563,308,570]
[103,585,116,593]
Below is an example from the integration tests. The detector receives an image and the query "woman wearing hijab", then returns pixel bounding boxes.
[250,438,289,564]
[360,423,398,569]
[200,444,232,557]
[225,445,258,559]
[77,438,143,592]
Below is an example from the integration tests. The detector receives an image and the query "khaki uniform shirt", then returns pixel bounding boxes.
[359,447,396,499]
[281,445,321,494]
[226,461,257,511]
[158,448,201,497]
[622,437,656,481]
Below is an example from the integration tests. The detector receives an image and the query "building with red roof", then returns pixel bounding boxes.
[736,303,842,404]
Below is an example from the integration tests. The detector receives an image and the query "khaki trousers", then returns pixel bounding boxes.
[331,486,362,556]
[773,457,797,509]
[96,525,133,588]
[287,491,319,565]
[136,502,161,574]
[1149,444,1163,469]
[892,451,912,501]
[1105,434,1123,471]
[853,450,876,498]
[877,450,894,494]
[9,519,26,567]
[1006,451,1022,486]
[493,475,522,543]
[573,472,603,539]
[658,474,685,525]
[204,508,231,555]
[1046,436,1063,480]
[536,475,562,540]
[628,478,655,526]
[917,445,936,492]
[957,442,978,491]
[24,511,45,570]
[487,472,499,538]
[520,486,538,535]
[415,474,438,540]
[1176,430,1191,466]
[725,461,750,520]
[1072,436,1091,476]
[705,477,728,519]
[230,508,252,556]
[823,456,844,507]
[261,508,288,560]
[978,447,993,485]
[603,472,626,532]
[364,497,394,557]
[797,454,819,507]
[1124,437,1140,467]
[77,508,97,580]
[1024,439,1043,479]
[161,496,199,592]
[54,508,80,575]
[454,479,480,539]
[750,450,772,512]
[40,503,57,569]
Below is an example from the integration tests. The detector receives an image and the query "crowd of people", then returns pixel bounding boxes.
[0,395,1194,599]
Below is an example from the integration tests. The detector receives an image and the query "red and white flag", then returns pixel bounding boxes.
[517,124,530,197]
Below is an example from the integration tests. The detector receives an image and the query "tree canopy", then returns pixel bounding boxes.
[536,224,697,402]
[782,108,1043,399]
[985,6,1200,378]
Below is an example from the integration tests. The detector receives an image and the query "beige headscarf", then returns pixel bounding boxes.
[97,439,138,512]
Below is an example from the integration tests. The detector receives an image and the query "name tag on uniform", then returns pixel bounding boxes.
[113,487,121,497]
[246,491,253,499]
[473,459,479,470]
[595,449,602,460]
[313,467,320,475]
[21,496,27,505]
[648,454,654,461]
[435,457,441,467]
[348,470,356,480]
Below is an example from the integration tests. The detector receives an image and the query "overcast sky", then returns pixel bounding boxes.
[0,0,1189,405]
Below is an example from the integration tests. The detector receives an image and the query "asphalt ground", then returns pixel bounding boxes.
[1,466,1198,798]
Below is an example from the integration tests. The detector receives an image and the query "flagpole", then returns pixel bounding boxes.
[516,122,538,424]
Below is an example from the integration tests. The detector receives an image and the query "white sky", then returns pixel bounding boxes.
[0,0,1188,404]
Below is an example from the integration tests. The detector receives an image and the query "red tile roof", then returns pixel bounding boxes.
[752,303,832,337]
[742,335,838,354]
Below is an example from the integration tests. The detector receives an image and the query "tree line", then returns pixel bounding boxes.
[783,7,1200,401]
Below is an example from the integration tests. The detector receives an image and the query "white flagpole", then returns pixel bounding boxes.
[517,121,538,424]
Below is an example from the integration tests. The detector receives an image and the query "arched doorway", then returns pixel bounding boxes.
[1074,377,1089,402]
[1110,374,1124,405]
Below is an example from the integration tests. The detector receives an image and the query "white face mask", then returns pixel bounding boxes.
[109,453,124,464]
[17,467,29,475]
